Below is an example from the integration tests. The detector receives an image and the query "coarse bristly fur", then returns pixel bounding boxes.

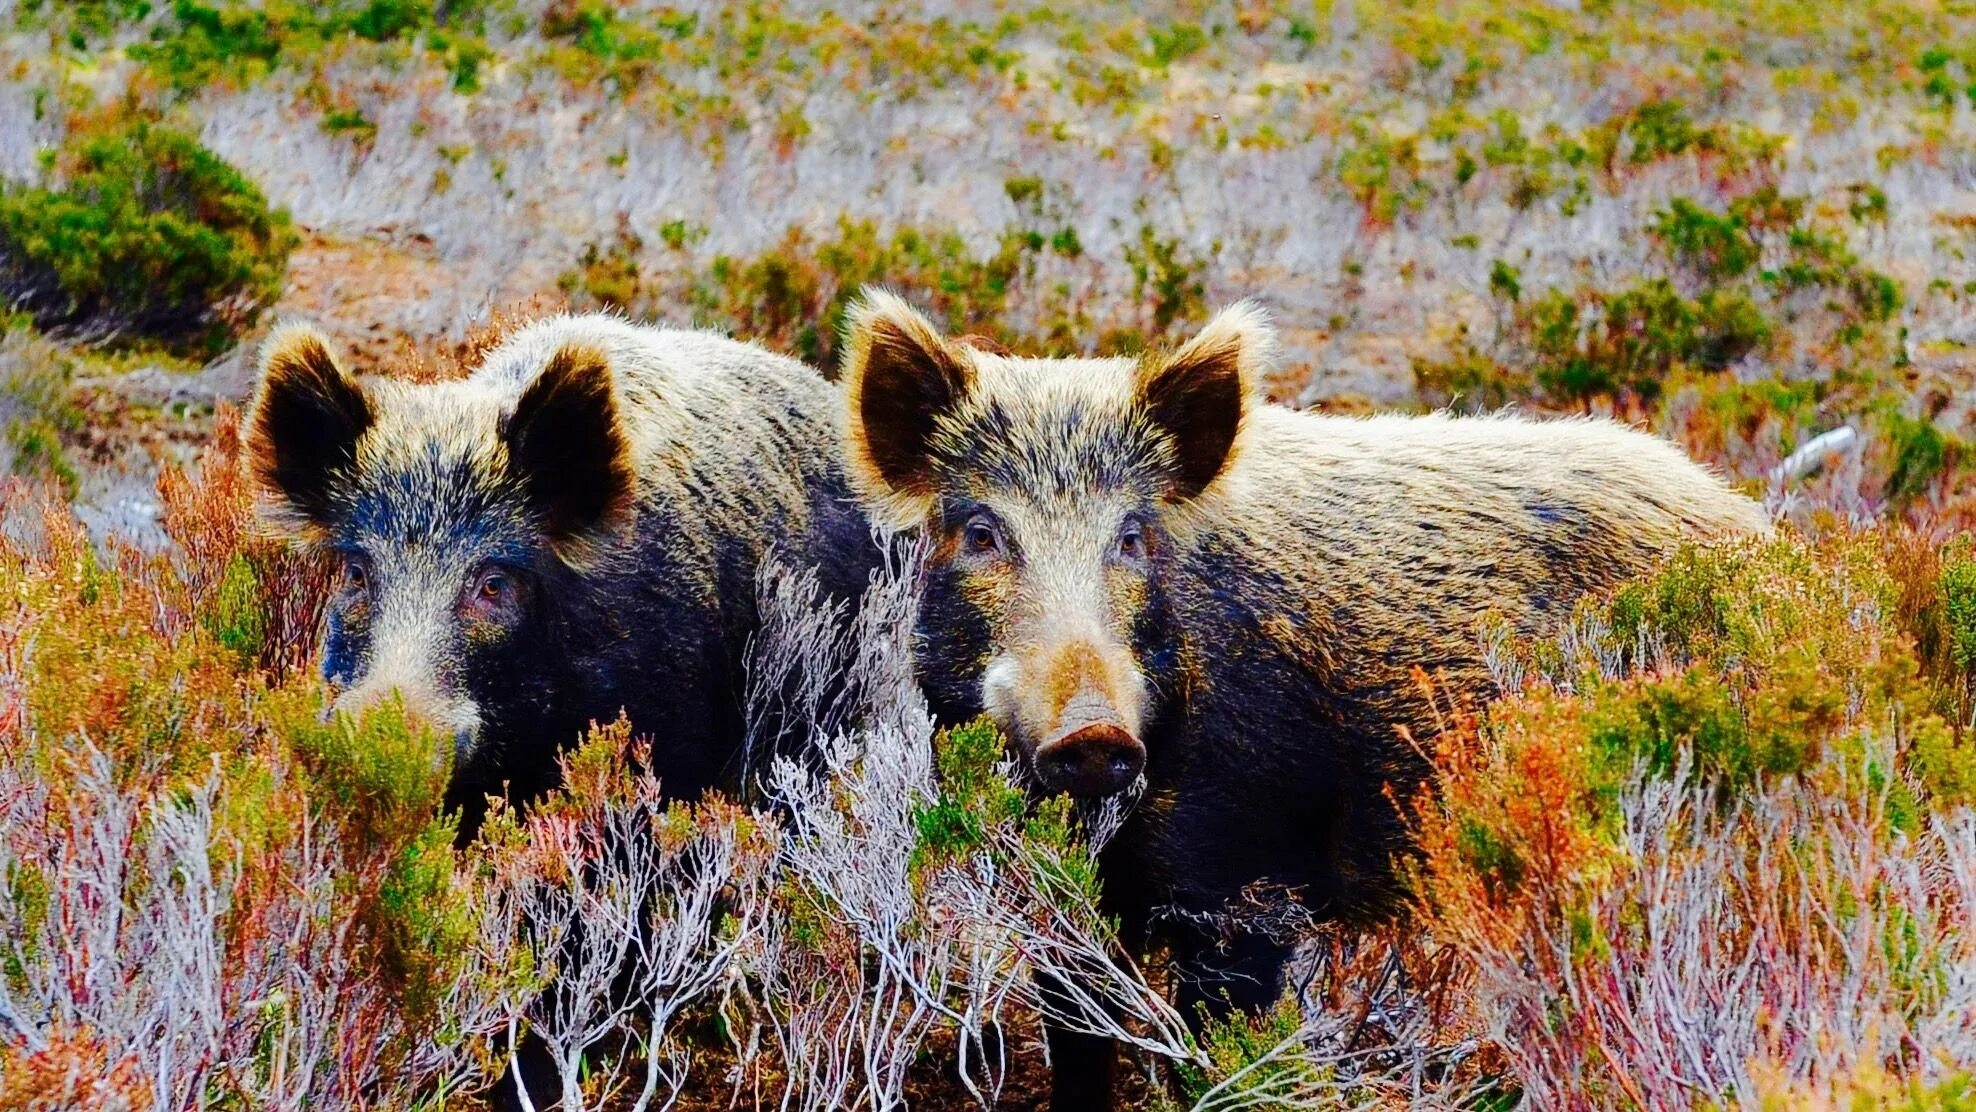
[247,313,877,832]
[838,288,1770,1110]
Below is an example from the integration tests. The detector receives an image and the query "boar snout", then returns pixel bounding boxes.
[1035,694,1144,797]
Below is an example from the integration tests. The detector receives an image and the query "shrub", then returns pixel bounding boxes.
[1880,409,1964,507]
[1414,530,1976,1106]
[0,116,295,353]
[1522,279,1769,403]
[1122,223,1210,336]
[5,419,78,497]
[1652,196,1761,282]
[1336,124,1429,226]
[0,414,509,1105]
[558,220,645,311]
[568,214,1111,366]
[1412,341,1531,410]
[687,218,1037,366]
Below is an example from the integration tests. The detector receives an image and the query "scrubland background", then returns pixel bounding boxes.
[2,2,1976,1109]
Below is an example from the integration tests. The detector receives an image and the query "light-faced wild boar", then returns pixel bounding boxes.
[248,315,876,830]
[838,290,1768,1108]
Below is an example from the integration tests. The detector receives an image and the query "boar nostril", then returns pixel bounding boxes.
[1037,722,1145,798]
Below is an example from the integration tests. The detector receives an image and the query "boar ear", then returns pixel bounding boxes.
[1137,301,1271,502]
[248,324,373,534]
[840,288,972,528]
[505,343,635,566]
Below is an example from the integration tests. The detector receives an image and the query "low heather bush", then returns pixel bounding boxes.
[3,409,1462,1108]
[5,392,1971,1110]
[1416,531,1976,1107]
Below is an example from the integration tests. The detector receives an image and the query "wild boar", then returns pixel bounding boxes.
[248,314,875,830]
[837,289,1767,1107]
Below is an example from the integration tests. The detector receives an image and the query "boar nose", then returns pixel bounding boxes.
[1035,719,1145,798]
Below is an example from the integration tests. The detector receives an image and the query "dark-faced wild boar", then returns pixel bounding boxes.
[248,315,875,829]
[838,290,1768,1107]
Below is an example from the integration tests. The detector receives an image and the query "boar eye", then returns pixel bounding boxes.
[464,564,525,623]
[474,567,515,603]
[339,555,370,594]
[962,515,1005,558]
[1117,520,1147,562]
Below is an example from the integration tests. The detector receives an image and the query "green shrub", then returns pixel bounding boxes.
[1945,557,1976,677]
[911,717,1027,872]
[681,216,1065,366]
[131,0,287,90]
[1336,124,1429,225]
[1652,197,1760,282]
[1526,279,1769,402]
[204,553,267,666]
[1173,996,1326,1104]
[1880,410,1960,505]
[1122,223,1209,334]
[1,327,83,498]
[1623,99,1704,163]
[5,418,79,499]
[1413,342,1532,410]
[559,222,645,311]
[0,117,295,353]
[282,692,453,851]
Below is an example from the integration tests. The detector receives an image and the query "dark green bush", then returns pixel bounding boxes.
[0,118,296,353]
[1880,410,1961,505]
[1526,279,1769,402]
[1652,197,1760,282]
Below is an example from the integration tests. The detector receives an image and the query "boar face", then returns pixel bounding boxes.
[841,292,1267,799]
[247,326,634,767]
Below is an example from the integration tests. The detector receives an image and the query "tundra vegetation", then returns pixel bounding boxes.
[3,0,1976,1108]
